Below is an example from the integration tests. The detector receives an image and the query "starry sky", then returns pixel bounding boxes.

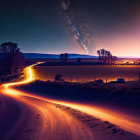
[0,0,140,56]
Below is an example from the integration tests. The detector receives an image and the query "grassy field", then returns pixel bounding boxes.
[33,65,140,82]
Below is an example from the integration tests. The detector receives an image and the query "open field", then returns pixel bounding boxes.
[33,65,140,82]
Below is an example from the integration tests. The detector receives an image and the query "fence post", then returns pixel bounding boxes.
[106,77,108,83]
[139,72,140,81]
[77,76,79,83]
[94,75,96,82]
[71,77,72,82]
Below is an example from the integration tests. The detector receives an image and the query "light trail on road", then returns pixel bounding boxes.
[0,62,94,140]
[1,62,140,139]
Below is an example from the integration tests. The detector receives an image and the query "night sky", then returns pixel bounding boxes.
[0,0,140,56]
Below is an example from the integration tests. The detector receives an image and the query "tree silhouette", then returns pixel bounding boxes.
[60,53,64,62]
[59,53,69,63]
[64,53,69,63]
[77,57,81,63]
[97,49,117,64]
[0,42,25,75]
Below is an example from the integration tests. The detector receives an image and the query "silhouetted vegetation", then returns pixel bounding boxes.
[59,53,69,63]
[97,49,117,64]
[55,74,64,82]
[77,57,82,63]
[0,42,25,77]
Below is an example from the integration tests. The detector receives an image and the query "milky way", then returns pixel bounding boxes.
[61,0,90,53]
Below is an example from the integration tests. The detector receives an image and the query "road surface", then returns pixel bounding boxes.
[0,63,140,140]
[0,63,94,140]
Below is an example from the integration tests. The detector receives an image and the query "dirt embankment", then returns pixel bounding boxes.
[54,104,140,140]
[19,80,140,111]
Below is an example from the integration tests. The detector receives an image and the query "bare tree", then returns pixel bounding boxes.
[60,53,64,62]
[97,49,117,65]
[77,57,81,63]
[0,42,25,75]
[60,53,69,63]
[64,53,69,63]
[97,50,101,62]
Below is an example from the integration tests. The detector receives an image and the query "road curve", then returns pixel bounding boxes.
[0,94,94,140]
[0,63,140,139]
[0,63,94,140]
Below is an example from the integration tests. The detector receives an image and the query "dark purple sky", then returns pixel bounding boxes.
[0,0,140,56]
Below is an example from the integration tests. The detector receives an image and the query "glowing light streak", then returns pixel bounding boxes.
[1,62,140,136]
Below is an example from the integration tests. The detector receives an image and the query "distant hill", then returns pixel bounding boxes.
[24,53,97,59]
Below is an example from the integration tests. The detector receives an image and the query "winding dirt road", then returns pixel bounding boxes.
[0,63,140,140]
[0,94,95,140]
[0,64,94,140]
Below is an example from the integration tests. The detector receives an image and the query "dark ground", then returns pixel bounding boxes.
[18,80,140,115]
[17,80,140,139]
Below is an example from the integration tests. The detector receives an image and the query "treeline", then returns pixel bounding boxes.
[0,42,25,77]
[59,50,117,65]
[97,49,117,64]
